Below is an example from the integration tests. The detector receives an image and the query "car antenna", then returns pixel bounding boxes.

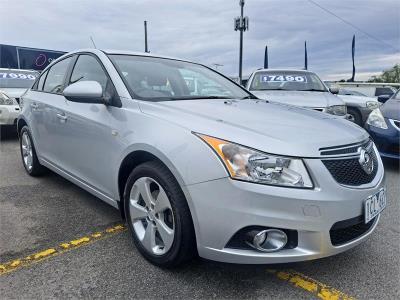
[90,36,97,49]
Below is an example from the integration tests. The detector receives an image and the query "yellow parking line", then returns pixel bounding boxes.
[0,225,355,300]
[0,224,127,276]
[267,269,356,300]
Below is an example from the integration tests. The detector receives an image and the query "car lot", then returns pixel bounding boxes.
[0,135,399,299]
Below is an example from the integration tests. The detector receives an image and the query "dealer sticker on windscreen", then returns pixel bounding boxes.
[364,188,386,224]
[261,75,307,83]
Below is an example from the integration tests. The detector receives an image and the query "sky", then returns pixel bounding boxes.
[1,0,399,81]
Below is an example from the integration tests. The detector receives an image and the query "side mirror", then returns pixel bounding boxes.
[377,94,390,103]
[329,86,339,94]
[63,81,104,104]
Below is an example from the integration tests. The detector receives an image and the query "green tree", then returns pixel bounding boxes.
[368,64,400,83]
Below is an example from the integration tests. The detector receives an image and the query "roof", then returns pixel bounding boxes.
[59,48,188,63]
[254,68,316,73]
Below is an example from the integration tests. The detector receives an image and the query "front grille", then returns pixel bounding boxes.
[330,216,376,246]
[322,145,378,186]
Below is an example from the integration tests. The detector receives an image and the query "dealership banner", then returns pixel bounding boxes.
[0,44,66,71]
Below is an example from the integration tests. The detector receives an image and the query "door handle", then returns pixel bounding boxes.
[56,113,68,122]
[30,103,38,110]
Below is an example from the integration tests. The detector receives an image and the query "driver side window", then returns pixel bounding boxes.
[69,55,108,91]
[43,57,73,94]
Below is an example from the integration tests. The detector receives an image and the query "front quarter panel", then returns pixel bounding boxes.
[115,100,229,188]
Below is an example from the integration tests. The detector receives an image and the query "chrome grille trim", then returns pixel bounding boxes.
[319,139,371,157]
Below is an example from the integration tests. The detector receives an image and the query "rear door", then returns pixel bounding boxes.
[28,56,75,162]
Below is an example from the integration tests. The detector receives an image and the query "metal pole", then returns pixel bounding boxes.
[264,45,268,69]
[238,1,244,85]
[144,21,149,53]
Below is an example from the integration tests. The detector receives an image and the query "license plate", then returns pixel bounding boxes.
[364,188,386,224]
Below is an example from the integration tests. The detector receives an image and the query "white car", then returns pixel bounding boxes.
[0,68,39,103]
[0,69,39,136]
[246,69,347,118]
[0,90,20,127]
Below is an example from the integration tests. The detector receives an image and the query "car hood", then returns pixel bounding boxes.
[250,90,344,108]
[0,88,28,98]
[139,98,368,158]
[381,99,400,120]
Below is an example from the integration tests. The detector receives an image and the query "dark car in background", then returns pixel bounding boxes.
[366,91,400,160]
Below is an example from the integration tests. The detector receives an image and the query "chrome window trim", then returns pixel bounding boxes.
[389,119,400,132]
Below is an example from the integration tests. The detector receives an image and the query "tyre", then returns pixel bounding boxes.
[19,126,46,176]
[347,108,362,126]
[124,161,196,267]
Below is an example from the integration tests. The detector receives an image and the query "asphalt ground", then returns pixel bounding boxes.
[0,133,399,299]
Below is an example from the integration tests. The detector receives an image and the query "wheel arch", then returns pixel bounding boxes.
[17,117,28,137]
[117,146,192,221]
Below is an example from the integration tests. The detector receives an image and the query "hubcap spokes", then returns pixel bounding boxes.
[129,177,175,255]
[21,132,33,171]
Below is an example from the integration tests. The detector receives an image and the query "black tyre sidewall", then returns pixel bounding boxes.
[19,126,45,176]
[124,161,195,267]
[347,108,362,126]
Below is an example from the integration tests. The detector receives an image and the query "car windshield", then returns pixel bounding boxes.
[0,70,39,88]
[339,89,367,96]
[108,55,252,101]
[249,71,327,92]
[393,90,400,100]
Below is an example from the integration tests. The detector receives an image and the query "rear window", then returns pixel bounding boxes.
[375,87,395,96]
[0,70,39,88]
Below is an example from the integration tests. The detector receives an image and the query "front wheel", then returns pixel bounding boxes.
[124,161,196,267]
[347,108,362,126]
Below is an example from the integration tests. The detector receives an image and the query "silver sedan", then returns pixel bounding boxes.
[18,49,386,267]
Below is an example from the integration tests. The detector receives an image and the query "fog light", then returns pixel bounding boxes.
[247,229,288,252]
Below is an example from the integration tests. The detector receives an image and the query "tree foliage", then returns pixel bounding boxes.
[368,64,400,83]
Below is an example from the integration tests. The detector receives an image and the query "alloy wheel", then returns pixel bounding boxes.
[21,131,33,171]
[129,177,175,255]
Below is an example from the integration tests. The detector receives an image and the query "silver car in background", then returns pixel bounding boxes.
[246,69,347,117]
[337,89,380,126]
[18,49,385,267]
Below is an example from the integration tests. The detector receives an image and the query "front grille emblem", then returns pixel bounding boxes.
[358,147,374,175]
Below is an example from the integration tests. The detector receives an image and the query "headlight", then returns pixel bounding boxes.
[326,105,347,116]
[0,93,16,105]
[366,108,388,129]
[366,101,380,110]
[196,134,313,188]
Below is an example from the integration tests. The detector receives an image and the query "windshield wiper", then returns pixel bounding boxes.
[165,96,232,100]
[254,88,285,91]
[241,95,258,99]
[302,89,326,92]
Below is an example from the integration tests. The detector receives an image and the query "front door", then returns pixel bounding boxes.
[56,54,119,198]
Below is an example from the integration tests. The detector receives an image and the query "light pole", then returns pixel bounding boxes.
[234,0,249,85]
[144,21,149,53]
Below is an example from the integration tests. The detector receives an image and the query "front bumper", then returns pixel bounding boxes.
[365,120,400,160]
[187,158,385,264]
[0,105,20,125]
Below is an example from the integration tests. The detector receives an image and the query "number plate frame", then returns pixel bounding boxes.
[364,188,386,224]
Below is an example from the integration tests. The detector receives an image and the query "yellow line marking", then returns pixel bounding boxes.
[0,225,356,300]
[0,224,127,276]
[267,269,356,300]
